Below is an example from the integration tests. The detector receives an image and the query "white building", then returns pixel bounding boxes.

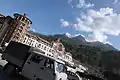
[18,33,74,65]
[19,33,56,57]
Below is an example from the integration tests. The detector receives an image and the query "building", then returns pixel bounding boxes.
[20,33,56,57]
[0,14,5,17]
[0,13,75,67]
[11,13,32,42]
[0,13,32,47]
[19,32,74,64]
[0,16,14,46]
[64,52,74,65]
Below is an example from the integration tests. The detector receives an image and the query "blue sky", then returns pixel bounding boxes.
[0,0,120,50]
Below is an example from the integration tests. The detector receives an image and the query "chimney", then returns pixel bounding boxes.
[24,13,28,17]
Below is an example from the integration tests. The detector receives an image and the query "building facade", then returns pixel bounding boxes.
[0,16,14,46]
[19,33,74,65]
[0,13,32,47]
[0,14,4,17]
[20,33,56,57]
[12,13,32,42]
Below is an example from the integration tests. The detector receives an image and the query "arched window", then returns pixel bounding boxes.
[49,49,52,52]
[44,46,46,50]
[58,44,63,51]
[41,45,43,49]
[38,44,41,48]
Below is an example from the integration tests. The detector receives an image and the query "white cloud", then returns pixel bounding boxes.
[29,28,37,32]
[61,7,120,43]
[105,41,113,45]
[68,0,72,4]
[60,19,70,27]
[85,31,108,43]
[65,32,73,38]
[113,0,118,4]
[68,0,94,8]
[74,34,85,37]
[65,32,86,38]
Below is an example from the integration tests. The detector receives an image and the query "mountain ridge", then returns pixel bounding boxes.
[54,33,117,51]
[28,31,117,51]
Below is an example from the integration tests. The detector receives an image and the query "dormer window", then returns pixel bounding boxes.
[22,17,25,21]
[27,21,29,25]
[25,19,28,24]
[15,16,18,19]
[18,16,21,20]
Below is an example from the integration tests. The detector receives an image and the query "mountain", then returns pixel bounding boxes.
[54,34,86,45]
[53,34,117,51]
[87,41,117,51]
[72,35,86,44]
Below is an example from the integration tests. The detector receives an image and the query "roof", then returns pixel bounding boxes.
[14,13,32,24]
[25,32,52,47]
[0,14,5,17]
[66,52,72,56]
[31,48,65,64]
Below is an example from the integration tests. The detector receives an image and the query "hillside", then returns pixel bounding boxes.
[54,34,117,51]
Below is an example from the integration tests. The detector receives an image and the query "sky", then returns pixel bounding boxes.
[0,0,120,50]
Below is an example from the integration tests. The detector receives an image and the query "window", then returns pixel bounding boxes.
[18,16,21,20]
[0,18,4,23]
[19,29,22,33]
[16,32,20,36]
[20,26,23,29]
[58,44,63,51]
[16,16,18,19]
[16,36,19,39]
[38,44,41,48]
[44,46,46,50]
[22,23,25,26]
[41,45,43,49]
[35,43,38,47]
[27,21,29,25]
[47,48,49,51]
[22,17,25,21]
[49,49,52,52]
[52,50,54,53]
[23,40,26,43]
[30,54,44,64]
[44,58,54,70]
[57,63,64,73]
[25,19,28,24]
[29,40,32,45]
[32,41,34,44]
[52,50,55,54]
